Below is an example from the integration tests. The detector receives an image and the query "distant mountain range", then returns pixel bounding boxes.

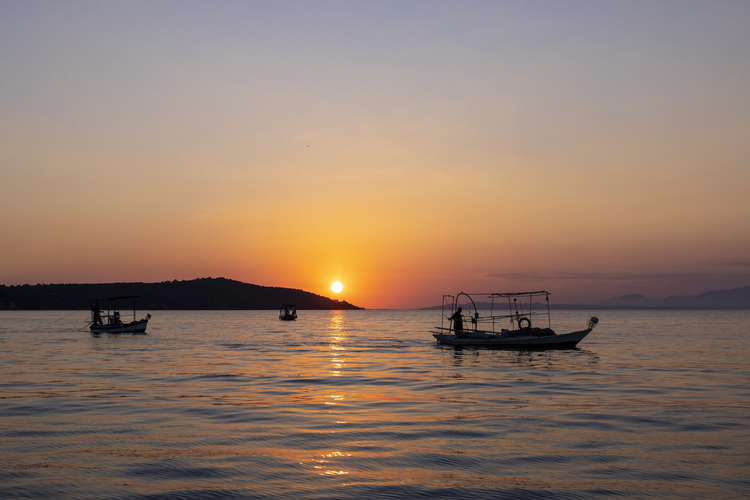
[420,286,750,310]
[0,277,362,310]
[591,286,750,309]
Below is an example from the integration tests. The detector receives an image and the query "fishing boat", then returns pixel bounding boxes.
[89,295,151,334]
[432,291,598,348]
[279,304,297,321]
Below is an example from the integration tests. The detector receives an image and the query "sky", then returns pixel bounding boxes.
[1,1,749,309]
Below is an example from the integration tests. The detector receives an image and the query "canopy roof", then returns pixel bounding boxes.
[91,295,142,301]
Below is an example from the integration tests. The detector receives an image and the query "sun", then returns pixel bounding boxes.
[331,281,343,293]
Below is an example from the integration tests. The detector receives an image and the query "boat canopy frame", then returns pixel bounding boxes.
[91,295,141,324]
[440,291,552,333]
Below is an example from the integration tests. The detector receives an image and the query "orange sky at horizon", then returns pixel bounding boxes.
[1,3,749,309]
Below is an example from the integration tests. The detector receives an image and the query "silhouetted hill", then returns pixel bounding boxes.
[0,277,362,310]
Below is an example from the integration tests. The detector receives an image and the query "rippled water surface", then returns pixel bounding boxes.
[1,309,749,499]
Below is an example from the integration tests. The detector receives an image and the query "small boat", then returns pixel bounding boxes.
[89,295,151,334]
[279,304,297,321]
[432,291,598,348]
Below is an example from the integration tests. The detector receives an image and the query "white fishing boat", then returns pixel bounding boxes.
[432,291,598,348]
[279,304,297,321]
[89,295,151,334]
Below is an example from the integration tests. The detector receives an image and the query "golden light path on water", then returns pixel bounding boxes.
[317,311,351,478]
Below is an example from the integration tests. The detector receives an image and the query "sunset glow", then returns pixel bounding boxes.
[1,3,748,309]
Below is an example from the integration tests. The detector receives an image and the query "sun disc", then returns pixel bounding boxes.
[331,281,343,293]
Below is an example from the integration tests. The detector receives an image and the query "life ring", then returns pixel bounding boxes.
[518,317,531,330]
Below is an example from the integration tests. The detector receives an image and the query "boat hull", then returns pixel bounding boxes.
[432,328,592,349]
[90,319,148,334]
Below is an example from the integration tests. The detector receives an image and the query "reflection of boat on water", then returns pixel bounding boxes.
[444,345,600,371]
[279,304,297,321]
[89,295,151,334]
[432,291,598,348]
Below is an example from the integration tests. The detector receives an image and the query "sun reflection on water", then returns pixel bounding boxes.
[328,311,346,375]
[313,450,353,477]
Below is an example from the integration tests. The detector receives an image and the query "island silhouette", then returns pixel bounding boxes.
[0,277,362,310]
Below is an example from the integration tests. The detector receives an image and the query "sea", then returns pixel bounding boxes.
[0,309,748,499]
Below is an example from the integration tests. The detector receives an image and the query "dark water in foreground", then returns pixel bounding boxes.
[1,310,748,499]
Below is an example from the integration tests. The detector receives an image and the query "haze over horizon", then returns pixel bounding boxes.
[2,1,749,309]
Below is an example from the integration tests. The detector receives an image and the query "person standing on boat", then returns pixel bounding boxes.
[92,303,103,325]
[450,307,464,337]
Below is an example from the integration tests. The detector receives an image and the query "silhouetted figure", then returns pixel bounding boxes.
[92,303,103,325]
[450,307,464,336]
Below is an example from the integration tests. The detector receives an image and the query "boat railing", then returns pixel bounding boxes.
[473,311,550,332]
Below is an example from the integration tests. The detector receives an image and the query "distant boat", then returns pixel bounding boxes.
[279,304,297,321]
[89,295,150,334]
[432,291,598,348]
